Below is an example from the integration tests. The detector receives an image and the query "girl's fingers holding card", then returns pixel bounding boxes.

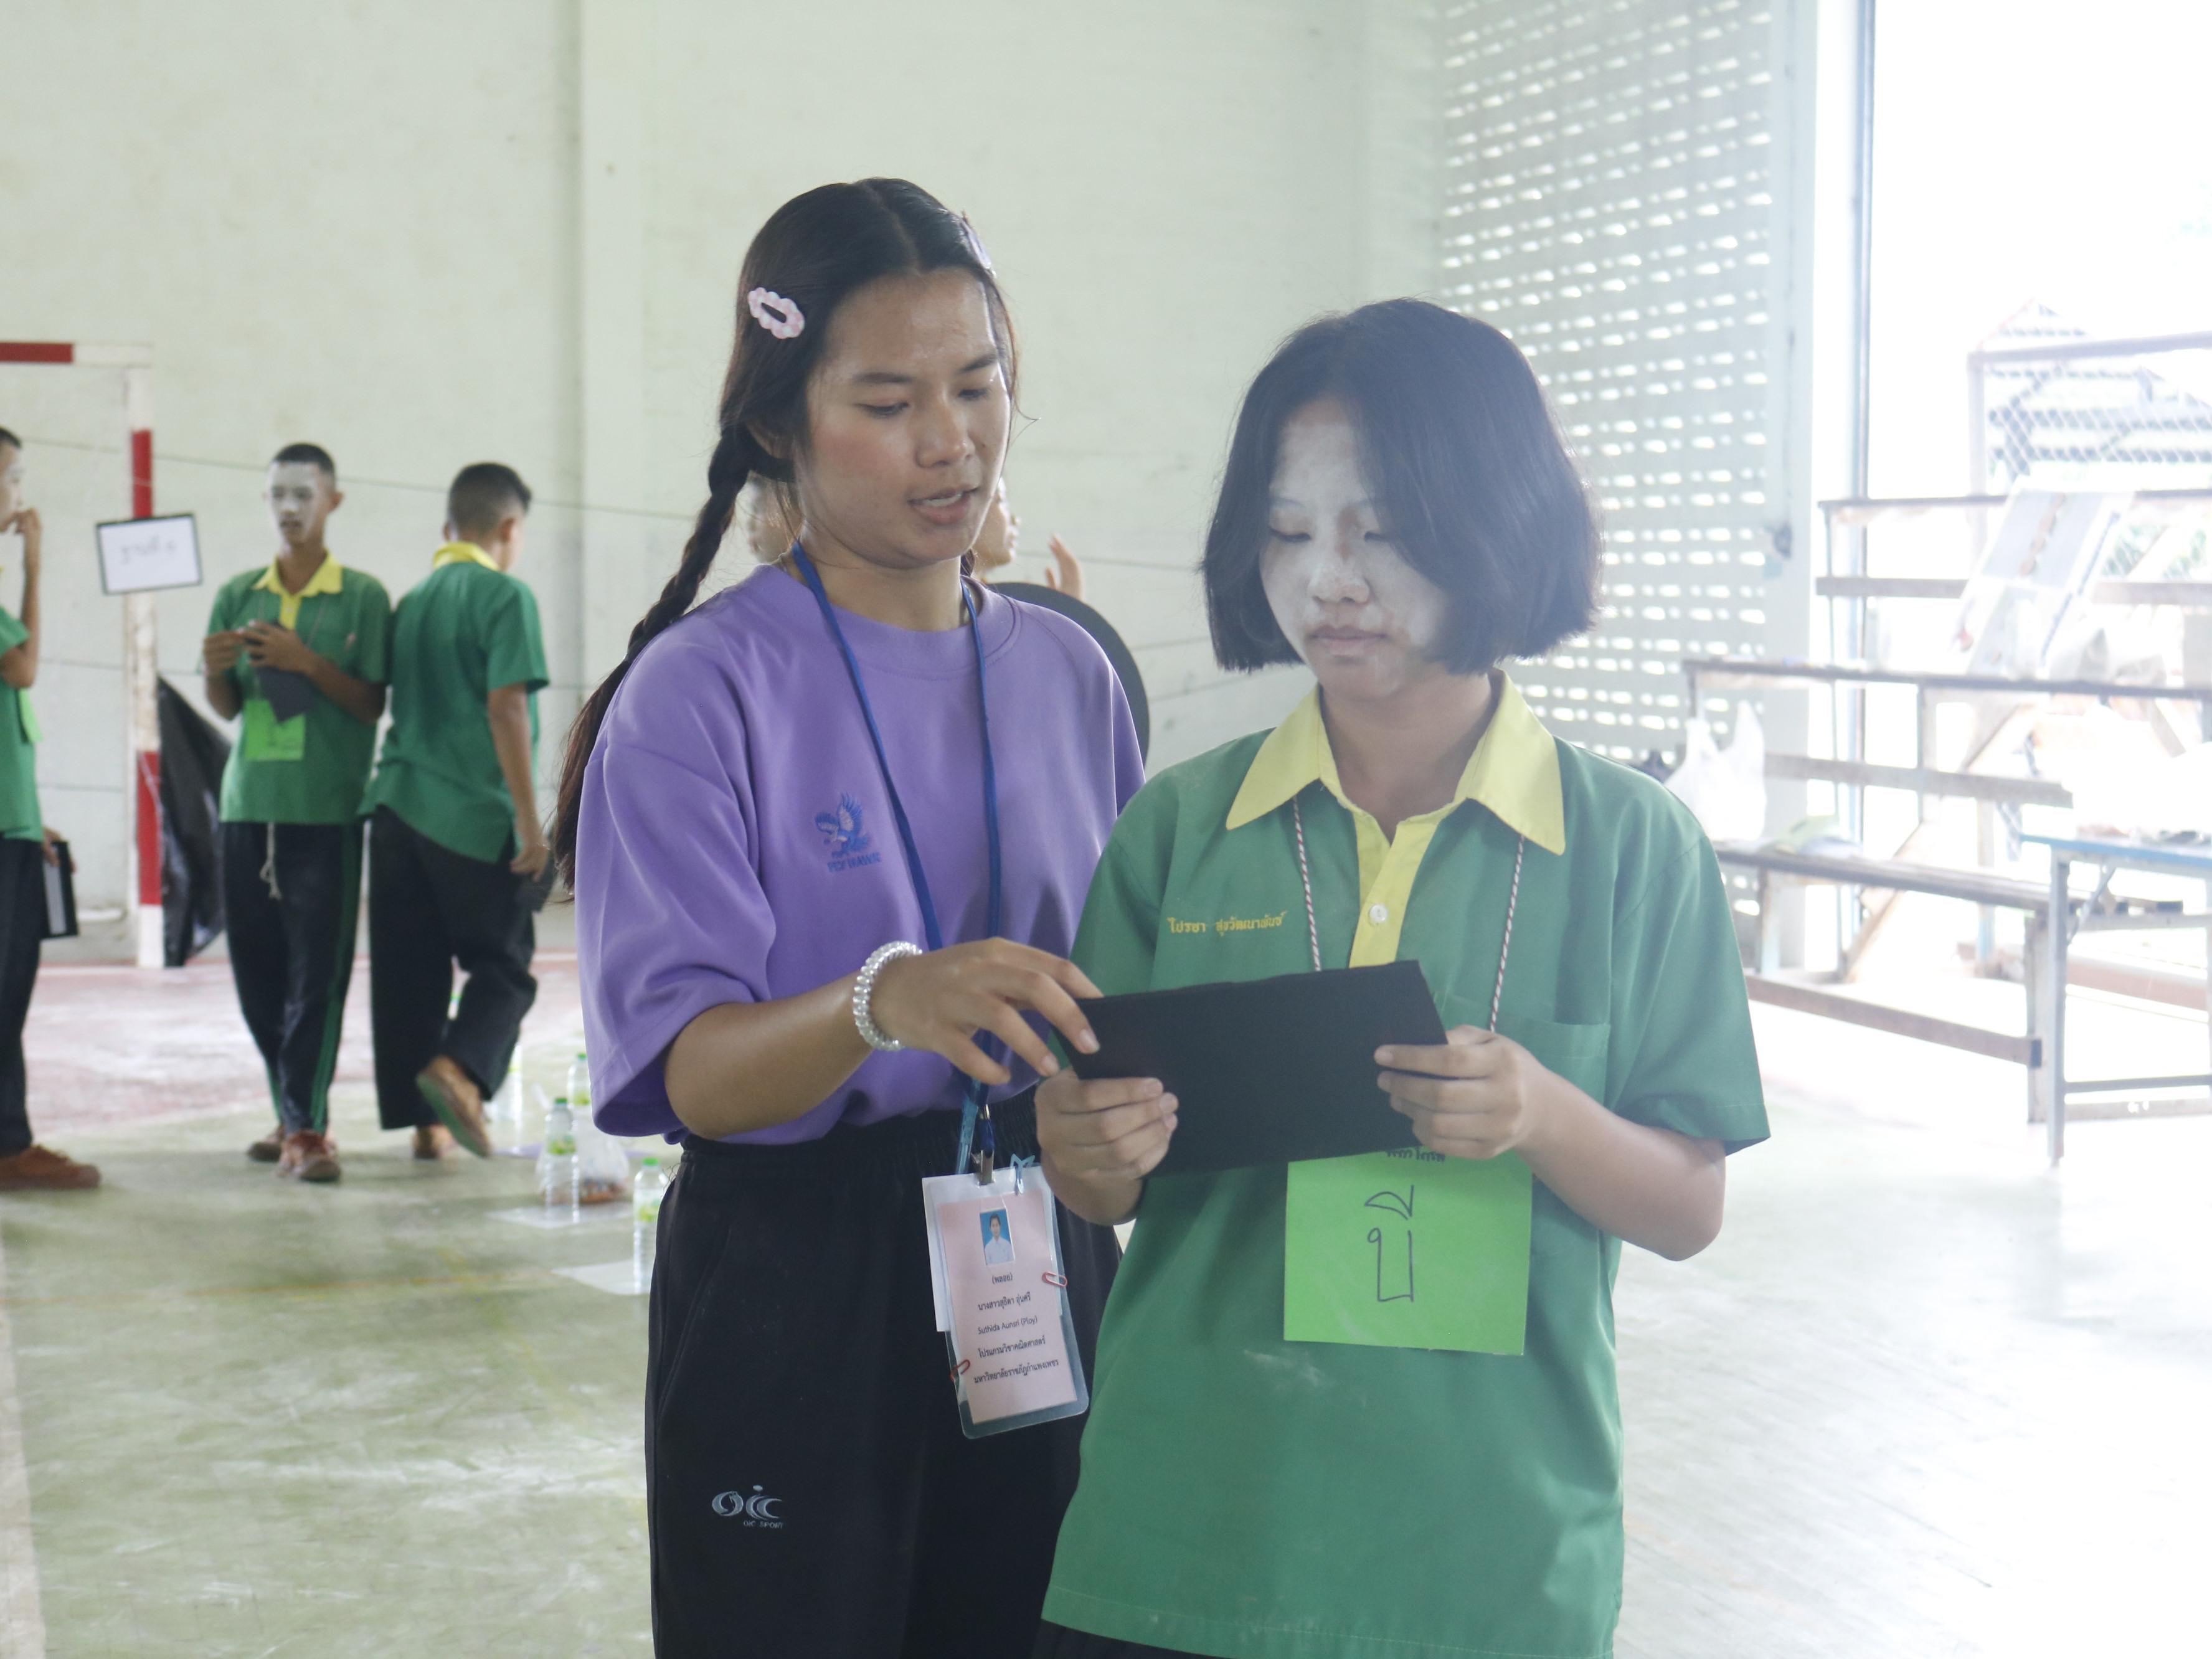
[1376,1029,1503,1077]
[1378,1071,1488,1113]
[1064,1094,1178,1150]
[1074,1077,1165,1113]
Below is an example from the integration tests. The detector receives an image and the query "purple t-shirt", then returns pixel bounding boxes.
[575,564,1143,1142]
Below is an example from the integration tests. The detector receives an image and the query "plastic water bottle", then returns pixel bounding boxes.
[488,1060,521,1127]
[544,1096,579,1221]
[567,1051,591,1119]
[633,1156,668,1290]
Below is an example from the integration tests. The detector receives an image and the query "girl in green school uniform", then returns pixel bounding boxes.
[1033,300,1768,1659]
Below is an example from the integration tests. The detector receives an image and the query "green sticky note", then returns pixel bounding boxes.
[1283,1148,1531,1354]
[242,698,306,762]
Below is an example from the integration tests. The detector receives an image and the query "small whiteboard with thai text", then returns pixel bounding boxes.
[96,514,202,595]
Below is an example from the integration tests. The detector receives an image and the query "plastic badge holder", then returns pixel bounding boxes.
[922,1166,1090,1440]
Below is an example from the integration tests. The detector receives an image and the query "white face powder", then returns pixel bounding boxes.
[1260,399,1452,702]
[265,461,336,547]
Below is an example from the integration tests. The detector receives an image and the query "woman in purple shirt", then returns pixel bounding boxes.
[552,181,1142,1657]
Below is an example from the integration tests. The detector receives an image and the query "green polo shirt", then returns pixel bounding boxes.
[207,555,392,825]
[366,543,548,863]
[1043,677,1768,1659]
[0,608,40,843]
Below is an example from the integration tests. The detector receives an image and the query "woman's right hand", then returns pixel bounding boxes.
[867,939,1102,1086]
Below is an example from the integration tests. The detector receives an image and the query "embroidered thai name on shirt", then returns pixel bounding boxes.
[1164,912,1289,936]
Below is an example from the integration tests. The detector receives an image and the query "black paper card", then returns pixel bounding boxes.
[1070,960,1447,1176]
[255,666,316,722]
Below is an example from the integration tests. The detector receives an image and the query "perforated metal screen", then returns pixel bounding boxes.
[1439,0,1801,759]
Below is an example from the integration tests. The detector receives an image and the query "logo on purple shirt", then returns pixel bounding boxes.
[815,793,881,873]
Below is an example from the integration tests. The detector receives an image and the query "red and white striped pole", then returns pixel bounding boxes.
[0,342,162,966]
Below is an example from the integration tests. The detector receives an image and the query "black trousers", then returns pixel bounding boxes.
[366,806,536,1128]
[648,1093,1121,1659]
[220,821,362,1136]
[0,838,44,1158]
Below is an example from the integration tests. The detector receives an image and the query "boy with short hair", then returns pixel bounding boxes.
[365,463,549,1158]
[203,443,391,1183]
[0,427,97,1191]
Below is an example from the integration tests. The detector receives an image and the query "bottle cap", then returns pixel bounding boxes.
[641,1156,659,1167]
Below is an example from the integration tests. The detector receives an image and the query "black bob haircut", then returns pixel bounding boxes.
[1203,299,1600,675]
[448,461,532,540]
[270,442,338,483]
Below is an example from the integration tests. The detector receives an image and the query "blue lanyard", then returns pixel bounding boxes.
[789,544,1004,1177]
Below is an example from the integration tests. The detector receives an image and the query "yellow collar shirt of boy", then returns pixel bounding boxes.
[210,555,394,826]
[365,543,548,862]
[432,541,503,574]
[252,551,347,627]
[0,607,37,841]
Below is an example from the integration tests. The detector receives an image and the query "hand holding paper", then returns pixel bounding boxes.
[1067,961,1447,1176]
[1034,1070,1178,1225]
[1376,1026,1556,1162]
[242,620,316,675]
[868,940,1102,1086]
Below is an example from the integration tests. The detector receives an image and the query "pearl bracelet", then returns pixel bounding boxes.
[853,942,924,1052]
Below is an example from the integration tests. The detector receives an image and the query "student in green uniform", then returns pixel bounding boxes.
[0,428,96,1192]
[364,462,548,1160]
[1033,301,1767,1659]
[203,443,391,1183]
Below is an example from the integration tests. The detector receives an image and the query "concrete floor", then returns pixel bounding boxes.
[1,937,2207,1657]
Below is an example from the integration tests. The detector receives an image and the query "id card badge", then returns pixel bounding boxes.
[242,697,307,762]
[921,1164,1090,1439]
[1283,1149,1531,1355]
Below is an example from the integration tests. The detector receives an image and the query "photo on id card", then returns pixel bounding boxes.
[922,1166,1089,1439]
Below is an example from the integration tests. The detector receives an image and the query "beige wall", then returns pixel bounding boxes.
[2,0,1436,911]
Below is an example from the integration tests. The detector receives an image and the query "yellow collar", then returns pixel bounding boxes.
[252,552,346,602]
[1225,673,1565,854]
[433,541,503,572]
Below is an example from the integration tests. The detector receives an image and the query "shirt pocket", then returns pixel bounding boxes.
[1442,991,1612,1101]
[1495,1011,1610,1105]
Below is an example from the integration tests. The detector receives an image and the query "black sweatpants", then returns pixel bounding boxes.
[0,838,45,1159]
[220,821,362,1136]
[648,1092,1121,1659]
[366,805,536,1128]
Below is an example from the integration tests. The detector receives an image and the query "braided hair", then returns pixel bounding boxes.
[552,179,1013,886]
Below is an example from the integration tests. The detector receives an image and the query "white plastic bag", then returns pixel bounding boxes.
[1666,707,1767,843]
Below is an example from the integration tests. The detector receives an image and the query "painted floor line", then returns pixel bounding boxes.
[0,1226,47,1658]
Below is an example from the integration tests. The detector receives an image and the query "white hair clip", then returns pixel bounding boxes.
[747,287,805,340]
[958,212,994,273]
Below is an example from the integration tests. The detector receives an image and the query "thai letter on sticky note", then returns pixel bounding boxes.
[1283,1148,1531,1354]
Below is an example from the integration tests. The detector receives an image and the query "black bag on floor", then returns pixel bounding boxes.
[157,678,230,967]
